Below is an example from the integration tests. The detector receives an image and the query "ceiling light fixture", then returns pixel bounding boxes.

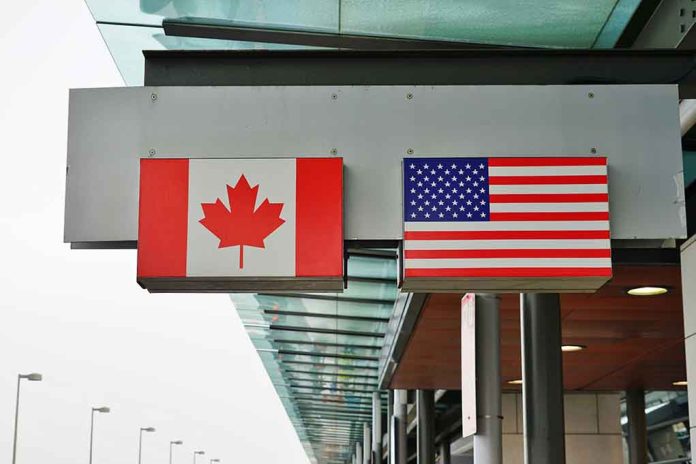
[507,379,523,385]
[561,345,586,352]
[672,380,688,387]
[627,286,668,296]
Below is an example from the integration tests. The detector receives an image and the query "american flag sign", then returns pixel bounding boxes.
[402,157,612,285]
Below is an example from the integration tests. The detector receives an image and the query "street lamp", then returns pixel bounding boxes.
[89,406,110,464]
[193,450,205,464]
[138,427,156,464]
[169,440,183,464]
[11,373,42,464]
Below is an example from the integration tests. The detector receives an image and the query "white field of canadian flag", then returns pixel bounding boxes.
[137,158,343,284]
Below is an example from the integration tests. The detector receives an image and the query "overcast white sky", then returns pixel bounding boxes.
[0,2,310,463]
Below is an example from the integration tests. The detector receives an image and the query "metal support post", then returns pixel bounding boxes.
[520,293,566,464]
[392,390,408,464]
[387,390,394,463]
[373,391,383,464]
[626,389,648,464]
[474,294,503,464]
[364,423,372,464]
[356,442,363,464]
[438,441,451,464]
[417,390,435,464]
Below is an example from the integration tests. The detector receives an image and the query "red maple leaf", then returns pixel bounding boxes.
[199,175,285,269]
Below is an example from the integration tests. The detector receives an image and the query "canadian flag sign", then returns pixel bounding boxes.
[137,157,344,292]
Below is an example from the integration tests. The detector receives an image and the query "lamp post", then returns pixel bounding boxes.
[193,450,205,464]
[138,427,156,464]
[89,406,110,464]
[11,373,42,464]
[169,440,183,464]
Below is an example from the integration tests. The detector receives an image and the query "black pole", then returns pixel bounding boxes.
[520,293,566,464]
[438,441,451,464]
[417,390,435,464]
[626,389,647,464]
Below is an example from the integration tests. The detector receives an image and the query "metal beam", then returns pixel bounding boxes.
[260,293,395,306]
[626,389,648,464]
[143,49,696,98]
[416,390,435,464]
[162,17,508,51]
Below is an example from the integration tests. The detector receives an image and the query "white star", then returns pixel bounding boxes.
[424,188,430,193]
[458,169,464,175]
[424,163,429,169]
[431,182,436,187]
[474,206,479,211]
[467,212,472,218]
[437,163,443,169]
[432,206,437,211]
[431,170,436,175]
[409,163,415,169]
[425,213,430,218]
[417,169,422,175]
[452,188,458,193]
[410,176,416,181]
[480,188,485,193]
[425,200,430,206]
[439,213,444,218]
[417,182,423,187]
[481,212,486,218]
[438,188,444,194]
[411,213,416,218]
[444,182,450,187]
[417,194,423,199]
[438,200,444,206]
[459,181,465,187]
[466,200,472,205]
[479,163,484,169]
[460,206,465,211]
[453,213,458,218]
[466,176,471,181]
[418,206,423,211]
[480,200,486,205]
[431,194,437,199]
[452,200,458,205]
[465,163,471,169]
[474,194,479,199]
[424,176,430,182]
[451,163,457,169]
[445,194,451,199]
[410,188,416,193]
[444,169,450,175]
[459,194,465,199]
[452,176,457,181]
[473,169,478,175]
[438,176,443,182]
[480,176,485,181]
[473,181,479,187]
[410,200,416,205]
[466,188,472,193]
[445,206,451,211]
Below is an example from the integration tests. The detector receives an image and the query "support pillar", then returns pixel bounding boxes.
[626,389,647,464]
[474,294,502,464]
[520,293,566,464]
[364,423,372,464]
[373,391,383,464]
[356,442,363,464]
[417,390,435,464]
[392,390,408,464]
[438,441,451,464]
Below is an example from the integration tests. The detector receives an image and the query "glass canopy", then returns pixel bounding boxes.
[230,252,397,464]
[84,0,643,85]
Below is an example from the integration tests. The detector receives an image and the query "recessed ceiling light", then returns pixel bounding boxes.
[627,286,668,296]
[561,344,586,352]
[507,379,523,385]
[673,380,688,387]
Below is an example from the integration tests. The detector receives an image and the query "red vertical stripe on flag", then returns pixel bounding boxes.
[295,158,343,277]
[137,159,189,277]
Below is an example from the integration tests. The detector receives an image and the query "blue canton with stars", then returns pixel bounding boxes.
[404,158,490,222]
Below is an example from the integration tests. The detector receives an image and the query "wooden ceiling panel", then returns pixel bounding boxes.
[390,265,685,391]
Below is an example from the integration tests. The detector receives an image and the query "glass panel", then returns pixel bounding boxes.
[341,0,621,48]
[86,0,339,30]
[347,256,398,280]
[593,0,642,48]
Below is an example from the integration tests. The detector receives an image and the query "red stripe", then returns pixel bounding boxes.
[296,158,343,277]
[489,193,608,203]
[404,230,610,240]
[490,212,609,221]
[488,175,607,185]
[404,267,613,277]
[404,249,610,259]
[488,157,606,167]
[137,159,189,278]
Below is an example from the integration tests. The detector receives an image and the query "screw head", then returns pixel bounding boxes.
[331,93,338,100]
[588,92,594,99]
[150,93,158,101]
[406,93,414,100]
[148,149,156,157]
[590,147,597,154]
[407,148,414,155]
[330,148,338,155]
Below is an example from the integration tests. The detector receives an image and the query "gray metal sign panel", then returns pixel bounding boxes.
[65,85,685,245]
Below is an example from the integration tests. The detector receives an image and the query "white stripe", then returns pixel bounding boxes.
[404,258,612,268]
[489,166,606,176]
[404,221,609,231]
[404,239,610,250]
[489,202,609,212]
[489,184,608,194]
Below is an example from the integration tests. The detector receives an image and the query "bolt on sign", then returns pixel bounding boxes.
[401,156,612,292]
[137,158,343,292]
